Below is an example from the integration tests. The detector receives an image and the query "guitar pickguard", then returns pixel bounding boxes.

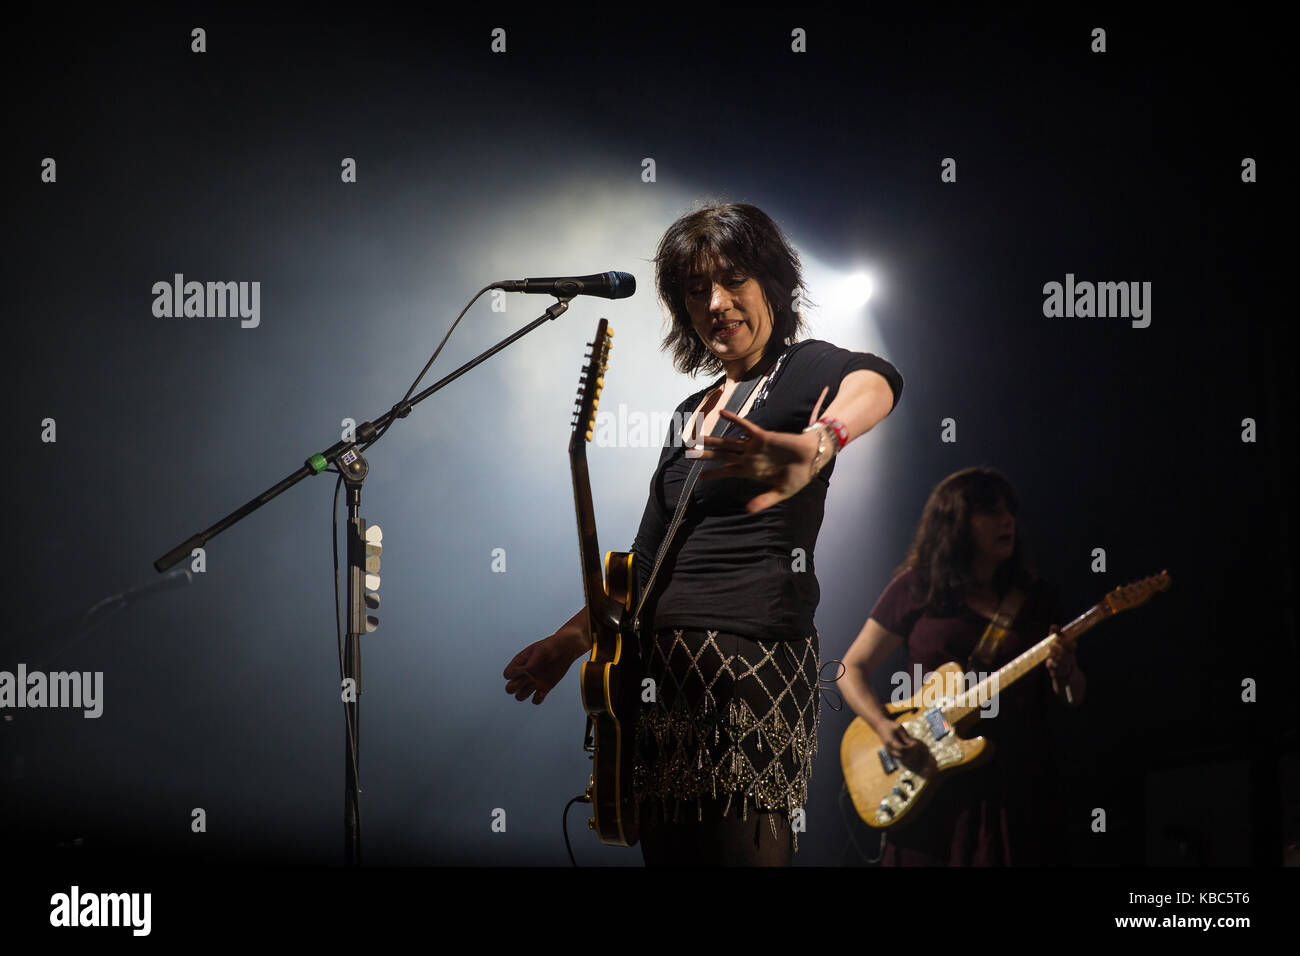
[872,702,977,826]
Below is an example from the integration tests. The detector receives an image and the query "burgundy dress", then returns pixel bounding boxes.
[868,567,1065,866]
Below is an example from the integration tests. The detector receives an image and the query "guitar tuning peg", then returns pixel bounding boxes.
[366,540,382,557]
[365,555,380,573]
[365,573,380,591]
[365,591,380,610]
[585,428,594,441]
[365,524,382,544]
[366,615,379,633]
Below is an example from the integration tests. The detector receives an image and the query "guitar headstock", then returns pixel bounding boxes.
[571,318,612,447]
[1103,569,1171,614]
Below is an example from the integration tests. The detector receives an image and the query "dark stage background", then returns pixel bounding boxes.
[3,6,1293,878]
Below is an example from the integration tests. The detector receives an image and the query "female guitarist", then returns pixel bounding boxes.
[502,201,903,865]
[837,466,1086,865]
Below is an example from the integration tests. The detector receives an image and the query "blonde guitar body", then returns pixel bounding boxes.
[840,571,1171,832]
[841,662,993,830]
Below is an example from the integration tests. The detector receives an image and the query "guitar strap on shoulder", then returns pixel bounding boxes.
[632,372,764,636]
[968,587,1027,669]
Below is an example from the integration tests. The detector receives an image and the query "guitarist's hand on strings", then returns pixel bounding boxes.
[878,720,930,767]
[690,386,833,513]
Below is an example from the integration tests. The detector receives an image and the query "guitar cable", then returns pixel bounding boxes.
[819,659,888,863]
[839,780,887,865]
[562,795,588,867]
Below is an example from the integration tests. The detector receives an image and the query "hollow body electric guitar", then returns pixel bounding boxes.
[569,319,641,846]
[841,571,1171,830]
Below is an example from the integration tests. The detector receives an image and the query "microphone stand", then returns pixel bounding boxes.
[154,296,573,866]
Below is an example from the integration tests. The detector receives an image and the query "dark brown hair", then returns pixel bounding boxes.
[896,467,1037,613]
[653,201,812,376]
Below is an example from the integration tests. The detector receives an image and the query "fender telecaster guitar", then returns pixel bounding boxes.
[841,570,1171,830]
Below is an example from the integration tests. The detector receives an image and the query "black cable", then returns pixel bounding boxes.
[324,282,555,860]
[819,657,846,713]
[332,472,346,679]
[562,795,587,867]
[324,283,500,860]
[362,284,495,452]
[331,472,361,848]
[839,780,886,865]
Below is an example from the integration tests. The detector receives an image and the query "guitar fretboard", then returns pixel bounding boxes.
[942,602,1111,723]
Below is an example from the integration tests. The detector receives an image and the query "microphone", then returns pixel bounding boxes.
[490,271,635,300]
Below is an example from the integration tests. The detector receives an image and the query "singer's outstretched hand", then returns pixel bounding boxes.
[690,413,825,513]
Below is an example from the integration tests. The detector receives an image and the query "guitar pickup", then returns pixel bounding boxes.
[925,708,950,740]
[877,747,899,774]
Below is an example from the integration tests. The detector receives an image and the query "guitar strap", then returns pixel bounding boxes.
[968,587,1027,669]
[632,371,765,636]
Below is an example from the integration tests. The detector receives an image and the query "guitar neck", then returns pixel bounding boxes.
[570,443,606,619]
[566,318,620,636]
[944,602,1111,722]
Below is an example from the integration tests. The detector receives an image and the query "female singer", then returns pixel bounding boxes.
[837,466,1086,865]
[503,202,903,865]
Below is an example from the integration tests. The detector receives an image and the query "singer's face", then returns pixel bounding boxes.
[684,257,773,372]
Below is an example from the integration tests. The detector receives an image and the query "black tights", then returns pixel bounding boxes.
[638,797,793,867]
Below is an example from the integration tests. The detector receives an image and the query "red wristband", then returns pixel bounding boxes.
[817,416,849,450]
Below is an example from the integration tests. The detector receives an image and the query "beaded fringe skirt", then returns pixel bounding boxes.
[632,627,820,849]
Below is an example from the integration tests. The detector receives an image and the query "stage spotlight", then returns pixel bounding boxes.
[841,272,875,310]
[799,262,884,354]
